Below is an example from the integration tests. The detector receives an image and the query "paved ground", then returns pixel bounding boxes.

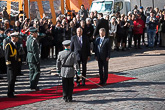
[1,46,165,110]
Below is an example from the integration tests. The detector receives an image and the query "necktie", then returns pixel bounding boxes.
[79,38,82,47]
[100,38,103,46]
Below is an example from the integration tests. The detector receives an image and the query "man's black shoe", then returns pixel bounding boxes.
[67,99,73,102]
[82,83,86,86]
[102,82,106,86]
[31,87,39,91]
[8,95,16,98]
[35,87,40,91]
[98,82,103,85]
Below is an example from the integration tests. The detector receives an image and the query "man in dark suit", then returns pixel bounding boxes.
[70,27,91,86]
[93,13,109,38]
[5,32,21,98]
[95,28,110,85]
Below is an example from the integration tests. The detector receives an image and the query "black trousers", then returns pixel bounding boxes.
[62,77,74,100]
[76,60,87,84]
[142,28,146,43]
[134,34,142,48]
[98,59,108,84]
[7,66,17,96]
[55,42,63,58]
[128,32,133,48]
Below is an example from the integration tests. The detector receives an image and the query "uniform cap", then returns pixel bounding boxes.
[62,40,71,46]
[10,32,19,37]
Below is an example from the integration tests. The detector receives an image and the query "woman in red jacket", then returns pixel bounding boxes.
[133,13,145,49]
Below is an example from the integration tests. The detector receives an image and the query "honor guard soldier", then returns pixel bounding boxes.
[26,27,40,91]
[56,40,80,102]
[5,32,21,98]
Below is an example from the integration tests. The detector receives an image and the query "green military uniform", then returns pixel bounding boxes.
[26,27,40,90]
[5,32,21,98]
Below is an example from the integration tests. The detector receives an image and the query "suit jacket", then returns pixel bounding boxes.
[70,35,90,61]
[56,50,79,78]
[66,27,76,40]
[95,37,111,61]
[93,18,109,37]
[26,36,40,63]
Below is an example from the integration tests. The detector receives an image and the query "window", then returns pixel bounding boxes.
[114,2,123,13]
[90,1,113,13]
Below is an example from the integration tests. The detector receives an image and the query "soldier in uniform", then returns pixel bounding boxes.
[3,29,12,50]
[56,40,80,102]
[26,27,40,91]
[5,32,21,98]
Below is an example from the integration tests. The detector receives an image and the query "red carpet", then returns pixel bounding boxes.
[0,74,136,109]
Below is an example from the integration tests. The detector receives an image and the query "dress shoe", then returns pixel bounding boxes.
[63,98,68,102]
[82,83,86,86]
[31,87,39,91]
[67,99,73,102]
[102,82,106,86]
[8,95,16,98]
[98,82,103,85]
[35,87,40,91]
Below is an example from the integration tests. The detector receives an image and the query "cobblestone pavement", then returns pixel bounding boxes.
[1,46,165,110]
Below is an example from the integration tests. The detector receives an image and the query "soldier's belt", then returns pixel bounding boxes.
[6,61,11,65]
[28,51,33,53]
[62,65,74,67]
[10,55,16,57]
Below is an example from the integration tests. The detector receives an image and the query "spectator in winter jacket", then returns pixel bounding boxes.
[133,13,145,49]
[146,12,158,47]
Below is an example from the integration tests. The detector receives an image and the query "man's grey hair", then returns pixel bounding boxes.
[77,27,83,32]
[86,18,91,22]
[99,28,106,33]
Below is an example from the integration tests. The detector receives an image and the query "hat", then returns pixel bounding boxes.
[29,27,38,33]
[10,32,19,37]
[140,6,143,9]
[62,40,71,46]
